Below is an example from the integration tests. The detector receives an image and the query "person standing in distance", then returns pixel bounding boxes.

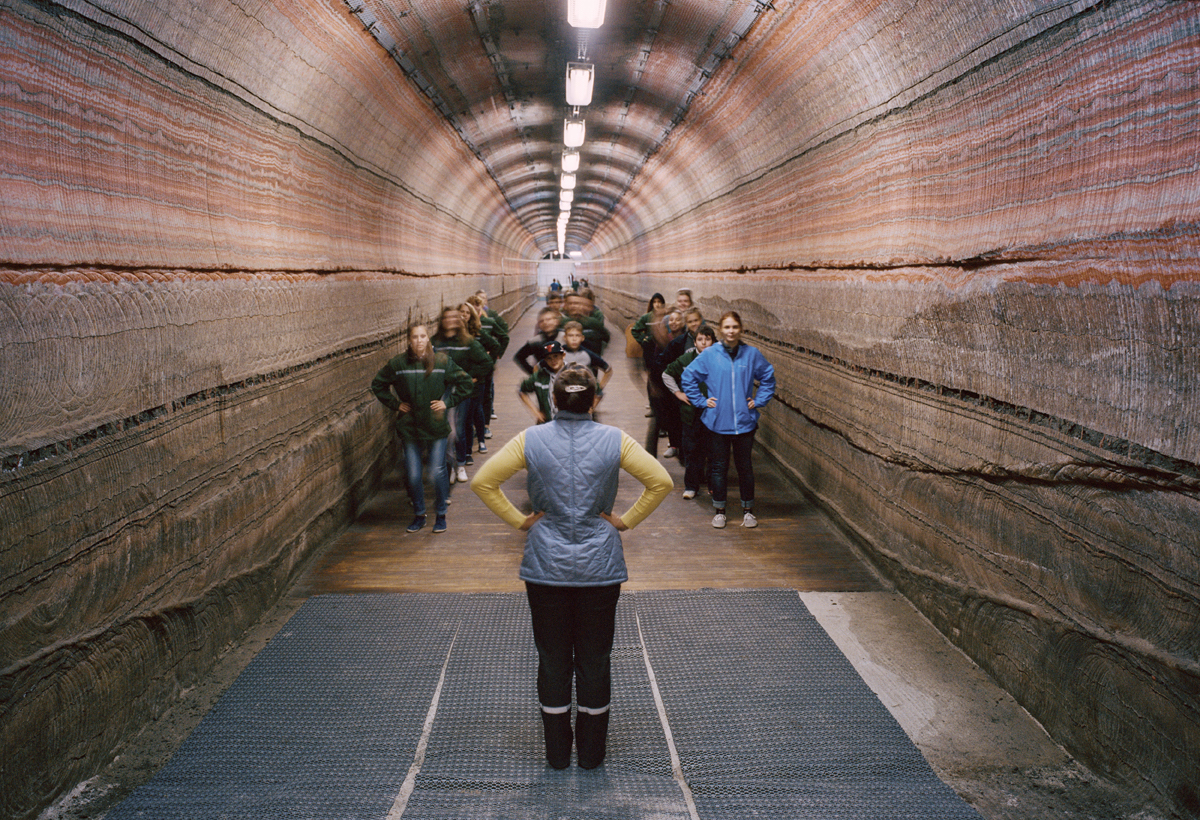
[681,310,776,528]
[470,365,672,770]
[371,322,473,534]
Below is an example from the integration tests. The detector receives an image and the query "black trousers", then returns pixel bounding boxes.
[710,428,756,510]
[525,582,621,712]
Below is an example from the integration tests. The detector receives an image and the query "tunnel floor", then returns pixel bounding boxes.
[54,307,1163,820]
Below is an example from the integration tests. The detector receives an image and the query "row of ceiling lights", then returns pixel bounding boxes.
[556,0,607,256]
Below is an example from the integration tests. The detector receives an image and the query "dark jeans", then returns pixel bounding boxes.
[472,374,492,440]
[453,396,475,464]
[710,428,756,511]
[681,415,711,492]
[525,582,621,711]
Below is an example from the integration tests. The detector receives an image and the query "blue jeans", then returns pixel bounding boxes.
[403,437,449,517]
[709,428,756,511]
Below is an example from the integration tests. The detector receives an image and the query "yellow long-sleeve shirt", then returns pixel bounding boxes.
[470,429,672,530]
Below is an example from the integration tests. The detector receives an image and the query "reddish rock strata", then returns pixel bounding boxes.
[1,0,1197,818]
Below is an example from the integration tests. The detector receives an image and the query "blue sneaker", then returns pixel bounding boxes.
[406,515,427,533]
[432,515,447,534]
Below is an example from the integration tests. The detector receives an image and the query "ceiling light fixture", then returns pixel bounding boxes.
[568,0,607,28]
[561,173,576,190]
[560,190,574,203]
[563,118,585,148]
[565,62,594,106]
[561,150,580,173]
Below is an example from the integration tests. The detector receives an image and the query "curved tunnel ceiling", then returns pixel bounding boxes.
[347,0,772,256]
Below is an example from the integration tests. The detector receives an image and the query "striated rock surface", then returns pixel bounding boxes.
[2,0,1198,817]
[0,1,536,817]
[586,0,1199,815]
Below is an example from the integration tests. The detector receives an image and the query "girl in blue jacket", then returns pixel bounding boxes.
[681,310,776,529]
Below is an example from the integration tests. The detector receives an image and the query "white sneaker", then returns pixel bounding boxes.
[663,447,678,458]
[448,468,457,485]
[456,466,468,483]
[742,511,758,528]
[682,489,696,499]
[712,512,727,529]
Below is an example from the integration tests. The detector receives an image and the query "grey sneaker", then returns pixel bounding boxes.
[712,511,727,529]
[456,466,468,483]
[742,511,758,528]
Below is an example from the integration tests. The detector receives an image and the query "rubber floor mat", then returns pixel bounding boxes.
[107,590,980,819]
[633,588,980,818]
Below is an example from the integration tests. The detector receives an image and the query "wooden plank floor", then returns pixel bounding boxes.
[292,306,883,597]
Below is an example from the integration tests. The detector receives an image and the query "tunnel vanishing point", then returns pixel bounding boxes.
[1,1,1198,818]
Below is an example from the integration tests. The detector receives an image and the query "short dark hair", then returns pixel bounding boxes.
[695,324,716,343]
[552,364,597,413]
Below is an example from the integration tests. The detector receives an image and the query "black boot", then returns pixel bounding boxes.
[541,710,573,769]
[575,710,610,769]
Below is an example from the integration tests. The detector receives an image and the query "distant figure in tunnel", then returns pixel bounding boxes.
[370,323,472,534]
[470,365,672,770]
[682,310,776,529]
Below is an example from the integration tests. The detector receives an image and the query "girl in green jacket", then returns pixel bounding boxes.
[431,306,493,483]
[371,322,472,533]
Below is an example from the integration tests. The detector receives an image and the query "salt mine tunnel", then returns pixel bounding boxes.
[1,0,1197,818]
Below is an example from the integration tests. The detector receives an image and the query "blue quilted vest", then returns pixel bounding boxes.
[520,411,626,586]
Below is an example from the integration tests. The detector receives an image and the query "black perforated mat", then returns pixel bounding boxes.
[107,590,980,819]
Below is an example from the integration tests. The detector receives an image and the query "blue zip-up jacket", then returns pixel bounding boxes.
[681,341,775,435]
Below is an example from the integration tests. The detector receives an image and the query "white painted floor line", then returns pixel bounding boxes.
[388,624,460,820]
[636,612,701,820]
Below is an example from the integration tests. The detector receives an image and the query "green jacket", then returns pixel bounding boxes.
[371,351,472,441]
[664,347,707,426]
[431,333,494,382]
[519,364,557,422]
[481,310,510,356]
[630,311,657,348]
[477,326,504,364]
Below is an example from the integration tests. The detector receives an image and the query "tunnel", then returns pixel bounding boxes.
[1,0,1197,818]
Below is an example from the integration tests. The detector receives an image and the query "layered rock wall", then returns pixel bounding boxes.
[0,2,536,817]
[587,0,1199,815]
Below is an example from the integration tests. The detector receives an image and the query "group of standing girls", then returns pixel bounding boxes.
[370,292,509,534]
[635,291,776,529]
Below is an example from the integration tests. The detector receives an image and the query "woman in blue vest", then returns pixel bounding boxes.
[471,365,672,769]
[681,310,776,529]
